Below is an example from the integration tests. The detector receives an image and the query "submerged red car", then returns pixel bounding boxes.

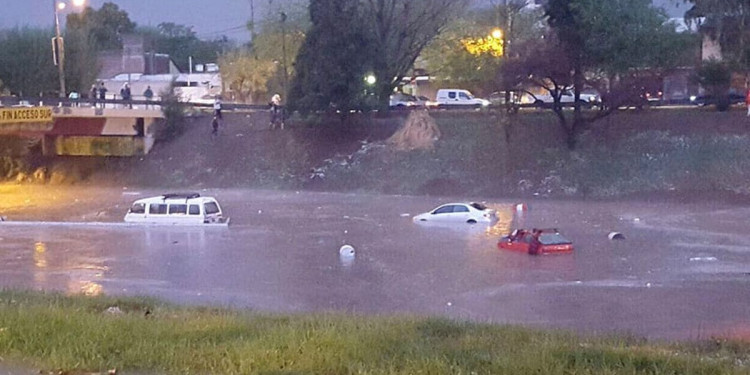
[497,228,574,255]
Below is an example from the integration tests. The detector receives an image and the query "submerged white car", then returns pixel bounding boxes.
[124,193,229,225]
[413,202,497,224]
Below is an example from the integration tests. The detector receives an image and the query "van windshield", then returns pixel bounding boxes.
[129,203,145,214]
[204,202,220,215]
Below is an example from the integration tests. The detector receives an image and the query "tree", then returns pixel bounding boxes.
[0,28,58,96]
[66,2,136,50]
[138,23,233,71]
[363,0,471,107]
[290,0,467,112]
[504,0,689,148]
[683,0,750,69]
[63,21,100,94]
[695,59,733,111]
[422,2,543,95]
[288,0,376,113]
[218,1,307,104]
[252,0,309,100]
[219,49,277,103]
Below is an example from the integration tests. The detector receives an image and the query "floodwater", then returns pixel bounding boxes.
[0,187,749,340]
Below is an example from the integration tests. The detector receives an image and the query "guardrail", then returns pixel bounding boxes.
[0,97,270,111]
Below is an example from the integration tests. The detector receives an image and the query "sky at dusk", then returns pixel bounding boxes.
[0,0,691,43]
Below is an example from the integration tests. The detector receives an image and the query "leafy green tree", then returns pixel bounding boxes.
[509,0,689,148]
[684,0,750,69]
[0,28,57,97]
[219,49,278,103]
[63,22,100,94]
[288,0,374,113]
[66,2,136,50]
[217,1,307,104]
[252,0,309,101]
[422,2,543,95]
[695,59,733,111]
[138,23,233,71]
[290,0,467,111]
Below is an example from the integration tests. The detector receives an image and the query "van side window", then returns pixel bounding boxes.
[448,92,456,99]
[188,205,200,215]
[169,204,187,215]
[149,204,167,215]
[204,202,220,215]
[459,92,470,100]
[129,203,145,214]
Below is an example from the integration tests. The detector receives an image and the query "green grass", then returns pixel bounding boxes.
[0,291,748,374]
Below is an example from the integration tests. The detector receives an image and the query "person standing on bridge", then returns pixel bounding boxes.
[98,82,108,108]
[746,87,750,117]
[143,86,154,109]
[89,84,97,107]
[120,83,132,109]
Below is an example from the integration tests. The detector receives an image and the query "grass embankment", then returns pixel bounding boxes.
[312,108,750,199]
[0,291,748,374]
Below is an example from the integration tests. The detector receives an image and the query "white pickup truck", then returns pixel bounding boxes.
[532,89,601,107]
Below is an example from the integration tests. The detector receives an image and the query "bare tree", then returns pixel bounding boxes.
[361,0,471,106]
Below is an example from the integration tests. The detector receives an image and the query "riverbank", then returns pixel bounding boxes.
[0,291,747,375]
[91,106,750,201]
[2,107,750,202]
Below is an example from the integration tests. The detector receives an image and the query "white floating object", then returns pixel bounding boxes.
[105,306,122,315]
[515,203,529,211]
[608,232,625,240]
[400,213,410,217]
[689,256,717,262]
[339,245,355,257]
[633,217,640,222]
[446,302,452,306]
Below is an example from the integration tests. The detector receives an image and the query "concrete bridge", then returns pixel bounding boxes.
[0,106,163,156]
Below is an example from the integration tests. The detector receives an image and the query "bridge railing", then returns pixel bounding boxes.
[0,96,271,112]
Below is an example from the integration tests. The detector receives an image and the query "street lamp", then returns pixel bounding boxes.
[52,0,85,98]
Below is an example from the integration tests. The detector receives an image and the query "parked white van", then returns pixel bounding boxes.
[435,89,490,107]
[124,193,229,225]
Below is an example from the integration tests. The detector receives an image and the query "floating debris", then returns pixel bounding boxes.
[608,232,625,240]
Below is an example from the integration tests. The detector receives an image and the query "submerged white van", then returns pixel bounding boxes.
[124,193,229,225]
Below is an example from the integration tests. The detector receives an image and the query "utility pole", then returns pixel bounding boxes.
[248,0,256,42]
[280,11,288,101]
[53,0,66,98]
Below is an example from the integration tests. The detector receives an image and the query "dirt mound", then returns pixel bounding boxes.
[387,110,440,151]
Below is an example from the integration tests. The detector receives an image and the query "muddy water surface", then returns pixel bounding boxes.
[0,186,748,340]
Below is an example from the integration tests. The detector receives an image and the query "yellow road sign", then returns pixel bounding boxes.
[0,107,53,124]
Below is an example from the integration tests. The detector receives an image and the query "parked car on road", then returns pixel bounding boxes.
[690,92,746,107]
[389,93,418,108]
[497,228,573,255]
[415,95,438,107]
[435,89,490,108]
[389,93,437,109]
[413,202,496,224]
[531,89,601,108]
